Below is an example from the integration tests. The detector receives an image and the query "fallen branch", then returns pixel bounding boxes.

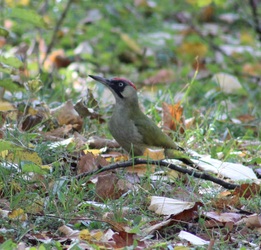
[74,158,239,190]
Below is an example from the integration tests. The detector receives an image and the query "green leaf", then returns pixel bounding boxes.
[7,8,47,28]
[0,79,24,92]
[0,140,20,151]
[0,239,17,250]
[21,162,47,174]
[0,27,9,37]
[0,55,23,68]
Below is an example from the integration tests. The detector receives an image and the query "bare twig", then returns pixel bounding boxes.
[74,158,239,190]
[41,0,73,67]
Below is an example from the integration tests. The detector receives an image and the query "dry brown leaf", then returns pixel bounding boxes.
[0,37,6,48]
[73,132,87,149]
[144,69,175,85]
[126,162,156,176]
[103,207,133,232]
[204,211,243,223]
[162,101,185,133]
[235,214,261,231]
[204,219,224,228]
[211,190,238,209]
[232,183,260,199]
[242,63,261,76]
[170,201,202,222]
[103,217,127,232]
[59,225,79,238]
[211,184,260,209]
[44,49,72,69]
[113,231,147,249]
[51,100,83,131]
[19,102,50,131]
[95,172,131,201]
[142,219,173,235]
[44,124,73,138]
[192,58,206,70]
[236,114,256,123]
[199,5,215,22]
[74,95,105,122]
[77,152,108,174]
[211,195,240,209]
[21,114,44,131]
[87,136,120,149]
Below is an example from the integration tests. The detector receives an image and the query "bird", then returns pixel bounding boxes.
[89,75,193,164]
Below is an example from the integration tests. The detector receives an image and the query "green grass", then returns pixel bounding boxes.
[0,0,261,248]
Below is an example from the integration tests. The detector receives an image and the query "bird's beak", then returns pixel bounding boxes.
[89,75,111,87]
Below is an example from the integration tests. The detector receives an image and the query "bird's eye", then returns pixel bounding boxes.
[118,82,124,87]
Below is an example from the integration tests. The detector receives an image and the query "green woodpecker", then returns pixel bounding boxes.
[89,75,192,164]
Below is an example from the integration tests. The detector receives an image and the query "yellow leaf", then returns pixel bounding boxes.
[1,150,8,158]
[103,153,129,163]
[0,101,16,112]
[8,208,27,221]
[92,231,103,241]
[167,169,180,179]
[240,31,255,45]
[79,229,104,242]
[143,148,165,160]
[174,246,191,250]
[6,150,42,165]
[178,42,208,58]
[5,0,30,7]
[41,165,52,171]
[83,149,102,155]
[79,229,91,241]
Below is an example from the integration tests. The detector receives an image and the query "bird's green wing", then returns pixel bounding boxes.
[133,115,194,166]
[133,115,180,149]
